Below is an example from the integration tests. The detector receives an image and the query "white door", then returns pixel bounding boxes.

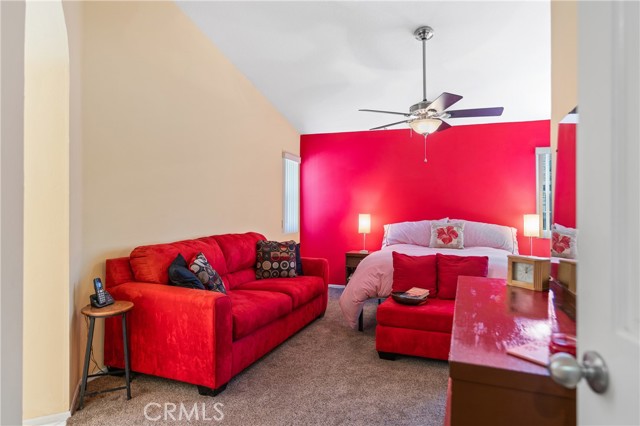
[578,1,639,424]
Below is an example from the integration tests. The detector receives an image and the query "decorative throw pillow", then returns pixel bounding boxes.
[189,252,226,294]
[551,224,578,259]
[168,254,205,290]
[436,254,489,299]
[295,243,304,276]
[430,221,465,249]
[256,240,297,279]
[392,252,437,295]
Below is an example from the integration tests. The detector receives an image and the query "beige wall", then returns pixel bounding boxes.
[66,1,299,399]
[551,0,578,166]
[23,0,70,420]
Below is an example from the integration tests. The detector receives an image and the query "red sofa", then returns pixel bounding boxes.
[103,232,329,395]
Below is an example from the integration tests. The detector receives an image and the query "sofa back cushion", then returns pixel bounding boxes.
[214,232,266,289]
[392,252,437,295]
[130,238,227,285]
[436,254,489,299]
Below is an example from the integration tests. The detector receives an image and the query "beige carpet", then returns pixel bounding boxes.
[69,287,449,426]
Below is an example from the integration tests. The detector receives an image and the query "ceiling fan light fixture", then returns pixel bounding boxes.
[408,117,441,135]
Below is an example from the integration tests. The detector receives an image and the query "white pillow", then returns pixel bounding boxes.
[381,218,449,248]
[552,223,578,259]
[451,219,519,254]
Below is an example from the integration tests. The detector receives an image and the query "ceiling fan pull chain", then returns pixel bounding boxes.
[423,134,428,163]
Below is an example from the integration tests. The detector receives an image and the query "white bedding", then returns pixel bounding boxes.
[338,244,511,329]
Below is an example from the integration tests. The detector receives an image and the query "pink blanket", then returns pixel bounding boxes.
[338,244,511,329]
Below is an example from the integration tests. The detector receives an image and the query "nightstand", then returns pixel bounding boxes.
[346,250,374,332]
[345,250,370,284]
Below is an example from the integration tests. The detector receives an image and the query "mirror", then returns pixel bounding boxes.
[551,107,577,320]
[553,107,577,232]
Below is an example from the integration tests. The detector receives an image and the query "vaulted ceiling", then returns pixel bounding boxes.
[178,1,550,135]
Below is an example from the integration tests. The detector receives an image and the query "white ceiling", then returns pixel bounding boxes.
[177,1,551,135]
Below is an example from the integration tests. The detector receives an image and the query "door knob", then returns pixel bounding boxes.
[548,351,609,393]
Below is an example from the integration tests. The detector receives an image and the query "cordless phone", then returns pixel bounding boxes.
[90,277,114,308]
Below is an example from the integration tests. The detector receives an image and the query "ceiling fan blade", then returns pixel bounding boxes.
[428,92,463,113]
[359,109,411,117]
[446,107,504,118]
[369,120,409,130]
[435,120,451,132]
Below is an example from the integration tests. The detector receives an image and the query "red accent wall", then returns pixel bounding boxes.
[554,123,577,228]
[300,120,551,284]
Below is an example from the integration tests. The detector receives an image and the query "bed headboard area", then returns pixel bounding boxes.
[300,120,550,284]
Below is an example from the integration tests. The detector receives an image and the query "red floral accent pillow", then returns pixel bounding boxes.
[430,221,465,249]
[551,224,577,259]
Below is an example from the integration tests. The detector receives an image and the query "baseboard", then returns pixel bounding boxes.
[328,284,345,289]
[69,380,80,416]
[23,411,70,426]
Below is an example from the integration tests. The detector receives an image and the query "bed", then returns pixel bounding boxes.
[338,218,519,329]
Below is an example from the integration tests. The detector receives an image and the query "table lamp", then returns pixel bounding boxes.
[358,214,371,253]
[523,214,540,255]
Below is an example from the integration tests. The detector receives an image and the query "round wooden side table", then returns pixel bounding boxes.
[78,300,134,410]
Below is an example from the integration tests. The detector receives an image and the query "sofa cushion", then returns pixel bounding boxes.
[214,232,266,274]
[130,238,227,284]
[392,252,437,295]
[189,252,226,294]
[226,290,292,341]
[168,254,205,290]
[234,276,324,309]
[256,240,297,279]
[376,298,455,334]
[437,254,489,299]
[295,243,303,276]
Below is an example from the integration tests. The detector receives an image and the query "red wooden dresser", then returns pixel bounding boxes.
[447,276,576,426]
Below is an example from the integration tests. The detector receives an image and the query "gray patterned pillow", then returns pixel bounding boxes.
[189,252,226,293]
[256,240,297,279]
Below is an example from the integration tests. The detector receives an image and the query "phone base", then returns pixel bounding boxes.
[90,294,114,309]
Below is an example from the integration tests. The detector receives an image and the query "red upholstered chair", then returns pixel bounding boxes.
[375,253,488,360]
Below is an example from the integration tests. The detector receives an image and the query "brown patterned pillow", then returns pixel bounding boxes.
[256,240,297,279]
[189,252,226,293]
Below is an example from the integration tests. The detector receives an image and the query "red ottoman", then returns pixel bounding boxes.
[375,297,455,360]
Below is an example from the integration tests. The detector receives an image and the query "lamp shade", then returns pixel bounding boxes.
[358,214,371,234]
[523,214,540,237]
[408,117,441,135]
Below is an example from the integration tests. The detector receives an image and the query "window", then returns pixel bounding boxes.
[282,152,301,234]
[536,147,552,238]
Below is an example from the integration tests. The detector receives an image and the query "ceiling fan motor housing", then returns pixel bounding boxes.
[409,100,438,117]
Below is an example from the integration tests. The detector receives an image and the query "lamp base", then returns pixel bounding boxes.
[359,249,369,254]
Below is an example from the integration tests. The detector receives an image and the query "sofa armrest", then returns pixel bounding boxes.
[301,257,329,286]
[104,282,232,389]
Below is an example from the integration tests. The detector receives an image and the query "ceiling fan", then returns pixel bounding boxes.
[359,26,504,160]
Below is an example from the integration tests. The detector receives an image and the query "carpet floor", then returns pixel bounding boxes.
[68,287,449,426]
